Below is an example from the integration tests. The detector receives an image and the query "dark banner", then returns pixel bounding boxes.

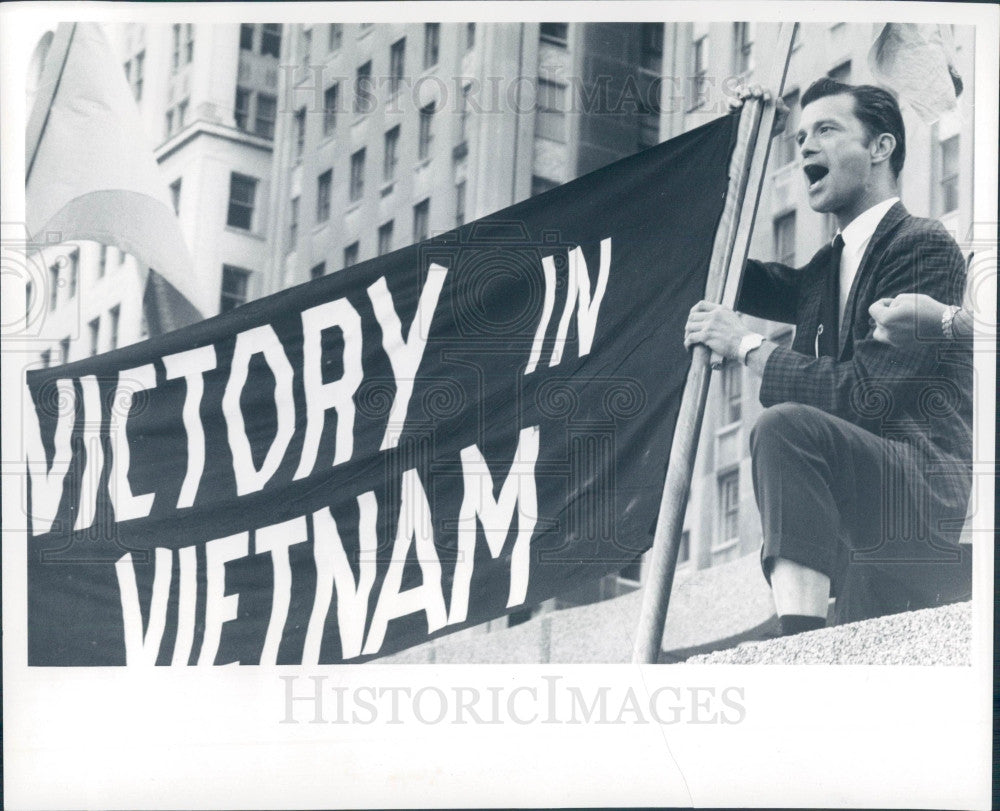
[25,114,738,665]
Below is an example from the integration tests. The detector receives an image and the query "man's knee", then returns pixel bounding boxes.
[749,402,825,458]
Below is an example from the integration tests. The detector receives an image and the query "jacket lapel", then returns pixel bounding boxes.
[837,201,909,359]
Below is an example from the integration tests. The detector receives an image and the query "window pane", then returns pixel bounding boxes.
[343,241,359,268]
[234,87,250,130]
[294,108,306,159]
[324,84,339,136]
[240,23,254,51]
[350,149,366,202]
[220,265,250,312]
[383,125,399,181]
[540,23,568,43]
[413,198,429,243]
[261,23,281,58]
[227,173,257,230]
[310,262,326,280]
[328,23,342,51]
[423,23,439,68]
[418,103,435,159]
[390,38,405,95]
[355,61,373,114]
[316,169,332,221]
[535,79,567,142]
[378,220,394,255]
[255,93,277,139]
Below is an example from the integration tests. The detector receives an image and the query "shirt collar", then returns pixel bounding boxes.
[837,196,900,253]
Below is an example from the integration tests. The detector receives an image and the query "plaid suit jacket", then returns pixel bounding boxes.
[737,202,972,517]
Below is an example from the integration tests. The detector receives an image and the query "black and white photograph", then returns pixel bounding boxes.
[2,2,995,808]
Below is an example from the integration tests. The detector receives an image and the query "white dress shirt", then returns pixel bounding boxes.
[837,196,900,328]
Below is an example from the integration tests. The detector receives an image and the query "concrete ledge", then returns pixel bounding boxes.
[684,601,972,665]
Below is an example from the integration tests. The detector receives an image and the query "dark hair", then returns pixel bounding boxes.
[801,77,906,177]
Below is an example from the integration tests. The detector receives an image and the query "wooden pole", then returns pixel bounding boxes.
[632,23,797,664]
[26,22,76,183]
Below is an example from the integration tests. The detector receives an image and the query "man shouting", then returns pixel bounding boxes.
[684,78,972,635]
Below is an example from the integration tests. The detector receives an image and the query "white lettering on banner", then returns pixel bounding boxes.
[24,378,75,537]
[526,237,613,373]
[116,547,172,665]
[366,263,449,450]
[112,426,542,664]
[255,516,309,665]
[525,256,557,375]
[304,492,378,662]
[109,364,158,521]
[74,375,104,531]
[199,532,249,665]
[163,345,217,509]
[362,468,447,656]
[172,545,198,666]
[222,325,296,496]
[294,299,364,479]
[448,425,540,625]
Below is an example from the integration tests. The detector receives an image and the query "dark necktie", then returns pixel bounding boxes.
[817,234,843,357]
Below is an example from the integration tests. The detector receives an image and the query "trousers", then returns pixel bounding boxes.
[749,402,972,624]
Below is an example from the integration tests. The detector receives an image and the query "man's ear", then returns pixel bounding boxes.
[870,133,896,167]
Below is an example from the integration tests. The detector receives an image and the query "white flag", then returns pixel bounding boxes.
[26,22,202,318]
[868,23,964,124]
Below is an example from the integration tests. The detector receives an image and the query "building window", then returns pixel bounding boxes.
[88,318,100,356]
[535,79,567,142]
[261,24,282,58]
[220,266,250,313]
[323,84,339,137]
[294,107,306,161]
[828,60,851,83]
[938,135,960,215]
[234,87,250,130]
[109,304,120,349]
[540,23,568,45]
[390,38,405,96]
[125,50,144,100]
[184,24,194,64]
[455,180,466,227]
[300,27,312,67]
[41,349,51,368]
[328,23,343,51]
[413,198,430,244]
[423,23,440,69]
[169,178,182,214]
[350,149,366,202]
[67,251,78,299]
[418,102,435,159]
[226,173,257,230]
[98,244,108,277]
[776,89,800,166]
[722,361,742,424]
[310,262,326,280]
[289,196,299,247]
[355,61,373,114]
[690,35,708,110]
[171,24,182,72]
[383,125,400,182]
[466,22,475,50]
[716,471,740,549]
[733,22,753,75]
[458,83,471,142]
[255,93,277,139]
[378,220,394,256]
[60,337,70,365]
[640,23,664,73]
[239,23,254,51]
[774,211,796,266]
[343,241,360,268]
[316,169,332,222]
[531,175,558,197]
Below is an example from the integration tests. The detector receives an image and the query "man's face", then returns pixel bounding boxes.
[796,93,875,217]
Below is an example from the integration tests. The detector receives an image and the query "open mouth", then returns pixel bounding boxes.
[804,164,829,189]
